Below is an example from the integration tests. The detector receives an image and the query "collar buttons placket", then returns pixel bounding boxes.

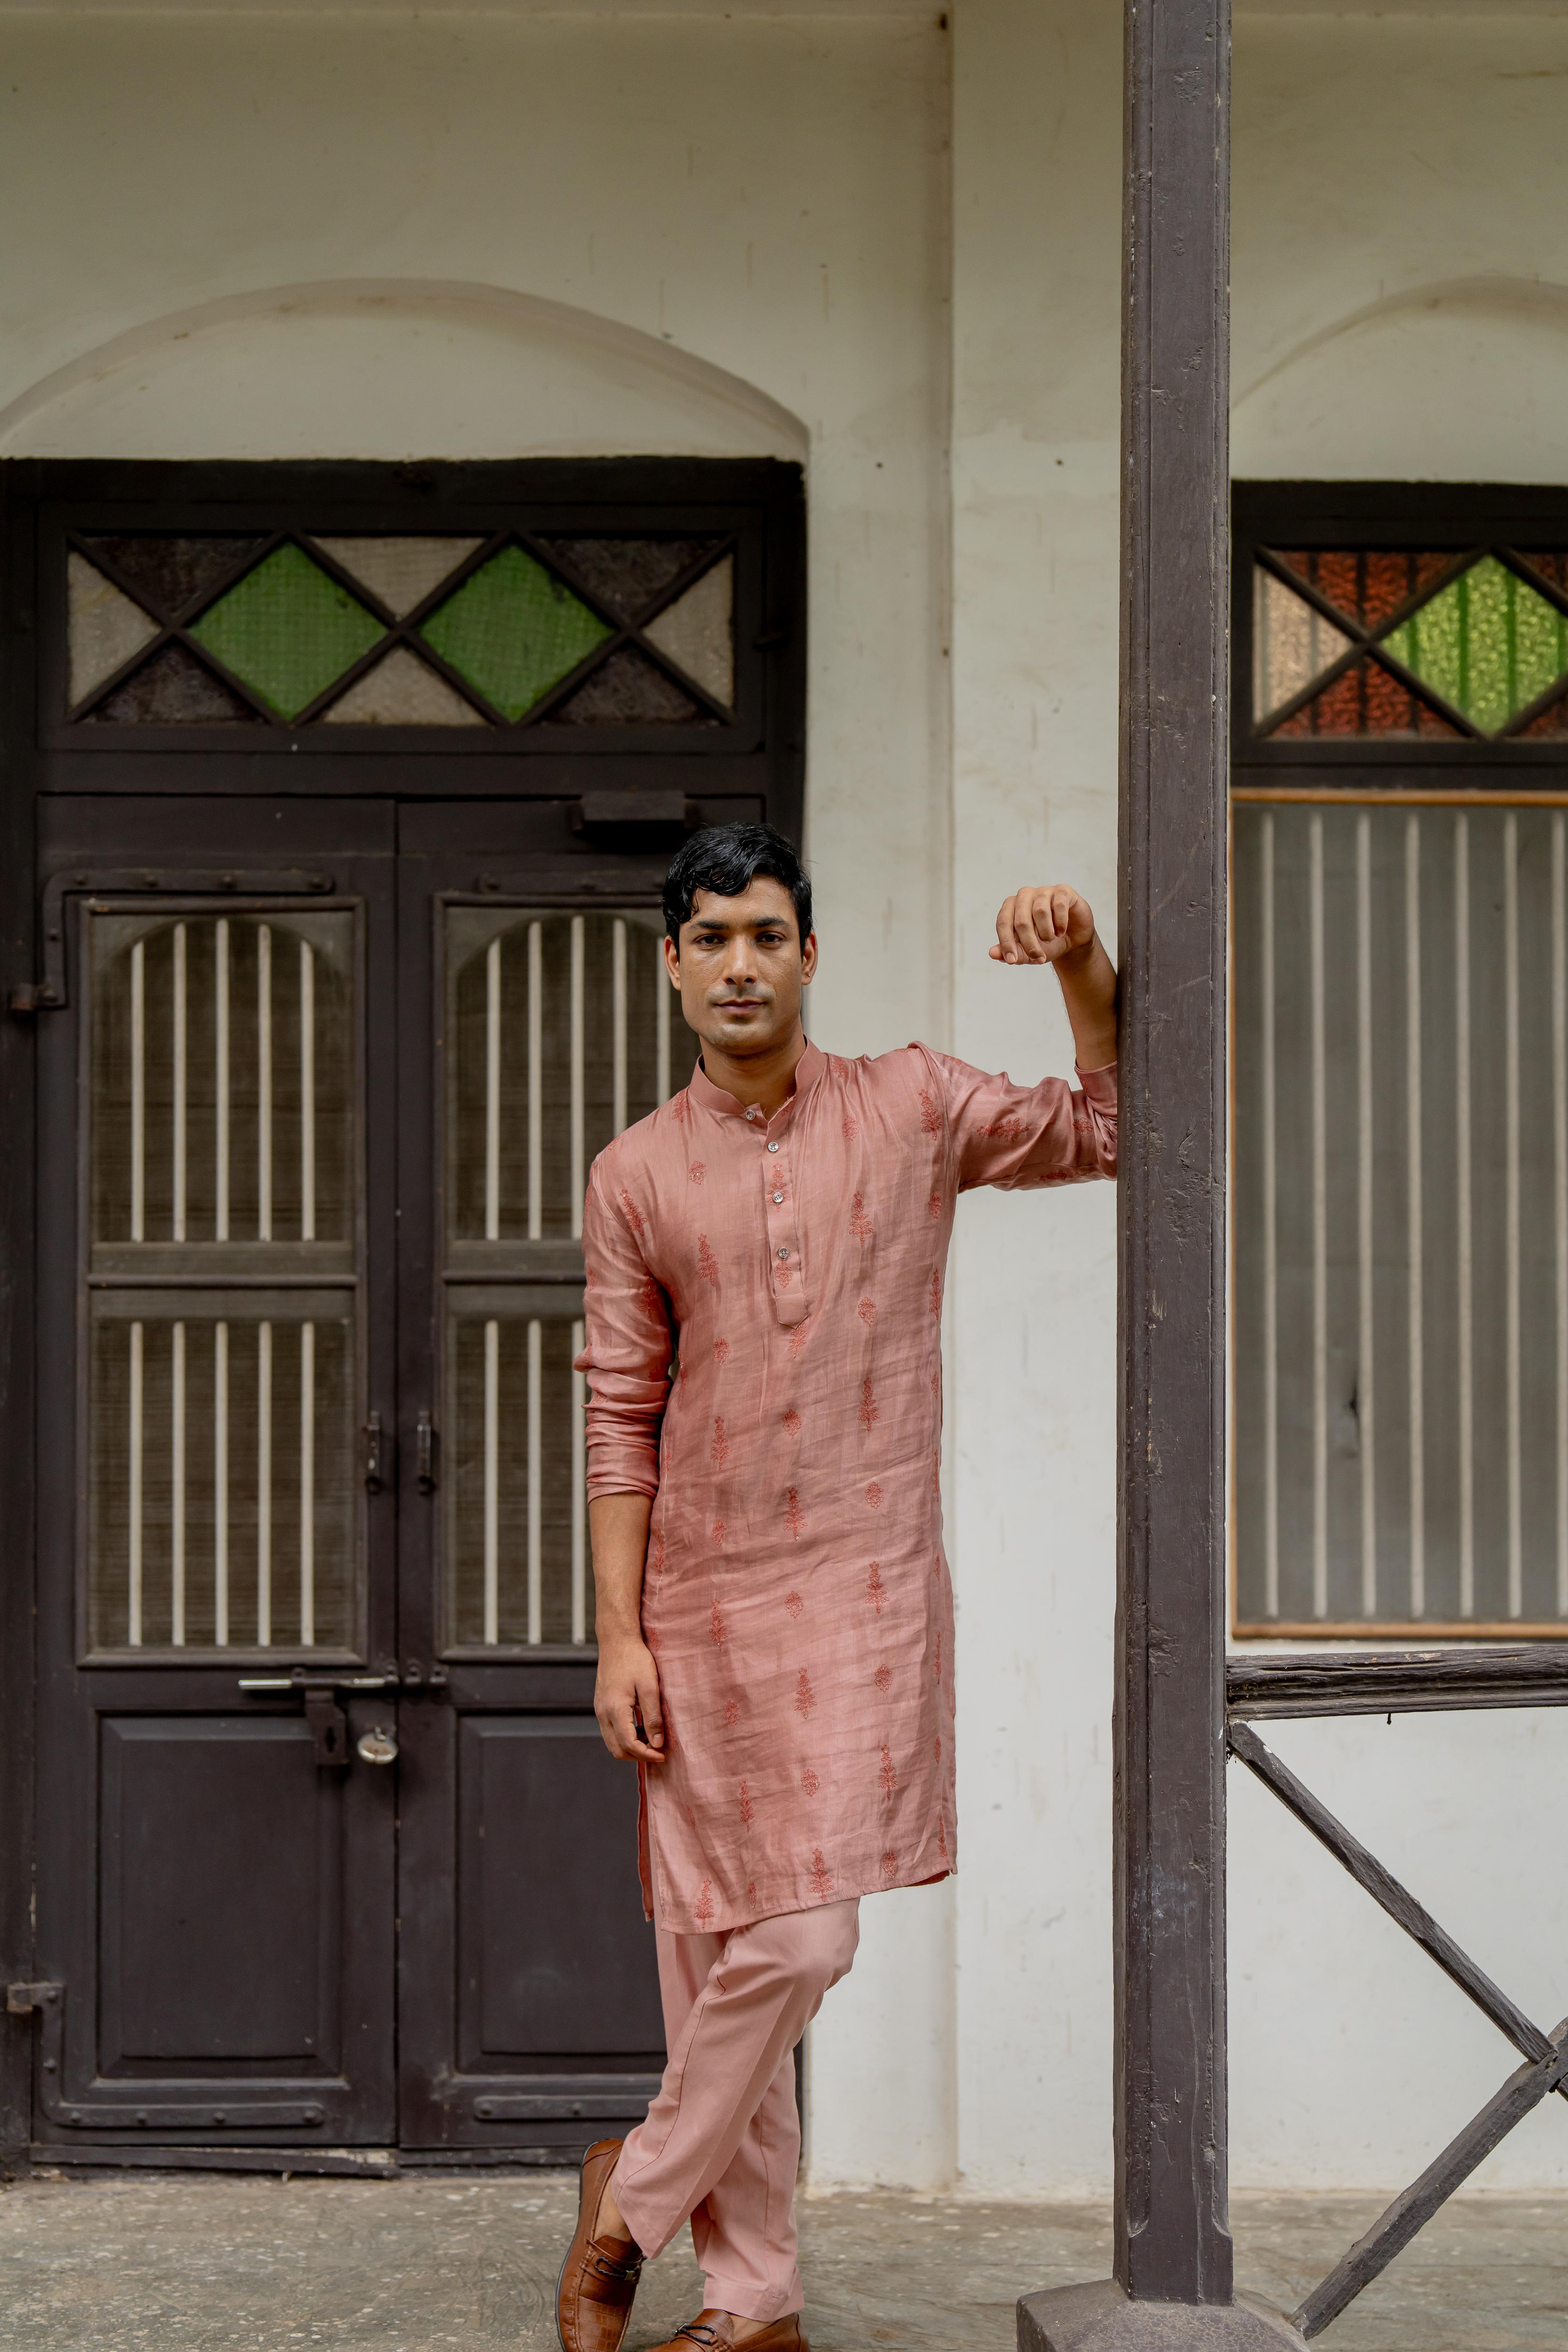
[764,1111,805,1326]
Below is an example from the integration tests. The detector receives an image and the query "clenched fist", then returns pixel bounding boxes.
[991,884,1097,966]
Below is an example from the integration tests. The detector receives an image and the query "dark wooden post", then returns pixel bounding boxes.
[1019,1,1302,2343]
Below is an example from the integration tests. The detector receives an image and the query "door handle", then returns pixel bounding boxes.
[238,1671,393,1770]
[417,1409,438,1494]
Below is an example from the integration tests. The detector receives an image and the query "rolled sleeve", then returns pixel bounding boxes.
[574,1160,675,1501]
[928,1049,1118,1191]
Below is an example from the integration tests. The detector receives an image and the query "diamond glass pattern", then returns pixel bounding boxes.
[1273,548,1456,634]
[189,543,387,719]
[322,645,485,726]
[82,535,264,619]
[540,536,718,621]
[68,551,160,705]
[83,643,262,726]
[1270,657,1462,740]
[311,536,484,619]
[554,646,708,726]
[1381,555,1568,735]
[645,555,734,707]
[419,546,613,721]
[1252,567,1354,723]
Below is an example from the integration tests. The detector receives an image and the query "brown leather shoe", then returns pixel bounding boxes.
[644,2315,808,2352]
[555,2138,644,2352]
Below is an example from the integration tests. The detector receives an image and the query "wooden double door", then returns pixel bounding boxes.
[29,792,701,2158]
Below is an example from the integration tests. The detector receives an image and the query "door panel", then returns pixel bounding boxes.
[33,800,398,2149]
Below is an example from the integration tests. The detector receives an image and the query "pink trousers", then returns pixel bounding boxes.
[611,1897,861,2323]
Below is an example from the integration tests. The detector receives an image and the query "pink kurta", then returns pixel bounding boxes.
[577,1039,1117,1935]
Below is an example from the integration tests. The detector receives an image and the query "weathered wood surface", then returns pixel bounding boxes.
[1227,1646,1568,1722]
[1114,0,1234,2307]
[1293,2024,1568,2339]
[1228,1724,1566,2085]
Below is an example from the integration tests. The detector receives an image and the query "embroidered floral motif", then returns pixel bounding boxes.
[646,1529,666,1583]
[694,1879,716,1930]
[867,1562,887,1613]
[724,1697,742,1729]
[918,1088,941,1137]
[878,1745,897,1798]
[842,1115,859,1142]
[640,1274,663,1317]
[881,1850,899,1880]
[714,1336,732,1365]
[933,1734,942,1763]
[933,1632,943,1684]
[787,1320,812,1357]
[857,1296,877,1327]
[711,1518,727,1548]
[873,1663,892,1692]
[849,1192,874,1244]
[859,1377,880,1433]
[785,1590,804,1620]
[808,1848,835,1902]
[739,1780,754,1828]
[801,1766,820,1797]
[795,1666,816,1718]
[697,1232,719,1288]
[710,1597,727,1646]
[747,1879,757,1905]
[618,1187,647,1237]
[783,1405,802,1437]
[688,1161,706,1185]
[926,1190,942,1220]
[936,1820,950,1865]
[981,1117,1026,1143]
[775,1263,793,1287]
[866,1481,884,1512]
[670,1093,687,1125]
[929,1268,942,1318]
[710,1415,728,1469]
[645,1627,661,1653]
[784,1488,805,1541]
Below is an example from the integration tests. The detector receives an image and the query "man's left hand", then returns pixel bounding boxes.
[991,884,1096,966]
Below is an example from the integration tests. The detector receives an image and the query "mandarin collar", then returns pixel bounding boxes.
[689,1039,825,1124]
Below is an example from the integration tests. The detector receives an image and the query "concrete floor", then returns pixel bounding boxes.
[0,2169,1561,2352]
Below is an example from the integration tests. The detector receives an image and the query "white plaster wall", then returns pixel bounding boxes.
[0,3,957,2190]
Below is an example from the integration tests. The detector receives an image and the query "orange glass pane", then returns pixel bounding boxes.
[1271,549,1456,632]
[1518,689,1568,739]
[1266,655,1462,739]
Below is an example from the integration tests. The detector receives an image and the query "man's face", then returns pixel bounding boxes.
[665,877,817,1059]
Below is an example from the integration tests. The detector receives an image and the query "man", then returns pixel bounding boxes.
[557,824,1118,2352]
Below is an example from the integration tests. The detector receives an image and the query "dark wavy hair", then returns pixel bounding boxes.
[662,823,812,947]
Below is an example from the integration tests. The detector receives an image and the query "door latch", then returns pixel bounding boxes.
[238,1671,392,1769]
[364,1410,384,1493]
[417,1409,438,1493]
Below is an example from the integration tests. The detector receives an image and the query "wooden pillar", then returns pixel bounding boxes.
[1020,2,1302,2343]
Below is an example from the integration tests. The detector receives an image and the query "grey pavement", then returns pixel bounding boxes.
[0,2169,1561,2352]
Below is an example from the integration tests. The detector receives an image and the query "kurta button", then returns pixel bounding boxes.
[773,1192,785,1204]
[777,1247,789,1259]
[767,1141,780,1152]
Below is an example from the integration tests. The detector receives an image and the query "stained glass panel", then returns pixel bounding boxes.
[1272,548,1455,634]
[83,643,262,726]
[82,536,264,620]
[321,646,485,726]
[190,544,387,720]
[311,536,484,619]
[1382,555,1568,735]
[1269,657,1463,740]
[68,551,160,705]
[541,537,717,621]
[645,555,733,707]
[419,546,613,721]
[554,646,708,726]
[1252,568,1354,723]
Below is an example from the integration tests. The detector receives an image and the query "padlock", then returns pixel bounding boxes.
[356,1726,398,1765]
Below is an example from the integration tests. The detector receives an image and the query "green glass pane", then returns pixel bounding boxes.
[189,544,386,719]
[1382,555,1568,736]
[419,546,613,721]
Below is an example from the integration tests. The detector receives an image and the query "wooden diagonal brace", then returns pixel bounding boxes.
[1227,1721,1562,2082]
[1293,2023,1568,2338]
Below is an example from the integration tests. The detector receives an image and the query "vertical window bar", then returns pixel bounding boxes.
[127,1320,144,1646]
[171,1319,186,1646]
[572,1315,588,1645]
[1356,813,1377,1617]
[1504,815,1522,1618]
[483,1317,500,1647]
[257,923,273,1242]
[656,936,672,1107]
[172,922,187,1244]
[1406,816,1425,1616]
[527,1318,543,1645]
[570,915,586,1239]
[299,1322,315,1646]
[214,1320,229,1647]
[256,1320,272,1646]
[1456,815,1475,1616]
[527,921,543,1241]
[130,938,146,1243]
[215,919,230,1242]
[485,934,501,1243]
[613,917,628,1136]
[1555,812,1568,1620]
[1260,813,1279,1617]
[1310,811,1329,1619]
[300,941,316,1244]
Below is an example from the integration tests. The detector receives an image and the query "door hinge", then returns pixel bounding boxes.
[10,868,333,1015]
[7,1982,61,2016]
